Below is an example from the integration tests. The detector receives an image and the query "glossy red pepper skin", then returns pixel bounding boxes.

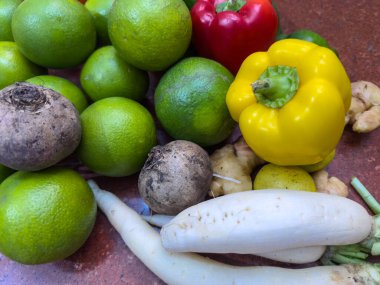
[191,0,278,74]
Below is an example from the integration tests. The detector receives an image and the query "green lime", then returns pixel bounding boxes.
[300,149,336,173]
[286,29,338,55]
[0,167,96,264]
[155,57,236,147]
[0,164,15,184]
[78,97,157,177]
[108,0,192,71]
[287,29,330,47]
[253,163,317,192]
[0,41,46,89]
[183,0,196,9]
[0,0,23,41]
[85,0,114,45]
[80,46,149,102]
[26,75,88,113]
[12,0,96,68]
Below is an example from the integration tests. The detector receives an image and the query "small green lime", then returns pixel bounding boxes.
[26,75,88,113]
[300,149,336,173]
[155,57,236,147]
[254,163,317,192]
[80,46,149,102]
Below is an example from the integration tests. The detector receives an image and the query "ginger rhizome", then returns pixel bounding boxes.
[312,170,349,197]
[209,137,265,197]
[346,81,380,133]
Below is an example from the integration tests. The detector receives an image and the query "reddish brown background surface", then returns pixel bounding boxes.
[1,1,380,284]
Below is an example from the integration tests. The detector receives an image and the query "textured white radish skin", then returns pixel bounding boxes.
[143,213,327,264]
[88,181,377,285]
[161,190,373,254]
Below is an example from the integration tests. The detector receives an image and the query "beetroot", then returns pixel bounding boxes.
[0,82,81,171]
[138,140,212,215]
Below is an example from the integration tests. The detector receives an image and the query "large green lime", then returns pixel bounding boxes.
[154,57,236,147]
[12,0,96,68]
[108,0,192,71]
[78,97,157,177]
[0,167,96,264]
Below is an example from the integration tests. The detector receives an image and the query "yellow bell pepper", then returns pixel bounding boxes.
[226,39,351,165]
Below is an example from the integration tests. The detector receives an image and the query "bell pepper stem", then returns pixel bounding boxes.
[251,66,299,109]
[252,79,270,92]
[252,76,292,99]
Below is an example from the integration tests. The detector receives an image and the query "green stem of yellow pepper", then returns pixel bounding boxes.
[251,66,300,108]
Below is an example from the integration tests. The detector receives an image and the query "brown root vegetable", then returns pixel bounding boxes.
[138,140,212,215]
[0,82,81,171]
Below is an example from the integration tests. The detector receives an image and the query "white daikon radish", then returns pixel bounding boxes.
[142,214,175,227]
[142,213,326,264]
[161,190,375,254]
[88,180,380,285]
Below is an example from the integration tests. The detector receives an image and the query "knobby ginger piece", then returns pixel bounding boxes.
[209,137,265,197]
[312,170,348,197]
[345,81,380,133]
[353,106,380,133]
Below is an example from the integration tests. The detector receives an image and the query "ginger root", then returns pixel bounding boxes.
[345,81,380,133]
[312,170,348,197]
[209,137,265,197]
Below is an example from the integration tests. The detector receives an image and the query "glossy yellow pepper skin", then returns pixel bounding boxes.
[226,39,351,165]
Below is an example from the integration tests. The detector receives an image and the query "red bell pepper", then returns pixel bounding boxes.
[190,0,278,74]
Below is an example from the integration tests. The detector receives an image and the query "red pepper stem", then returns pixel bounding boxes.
[216,0,246,13]
[251,66,300,109]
